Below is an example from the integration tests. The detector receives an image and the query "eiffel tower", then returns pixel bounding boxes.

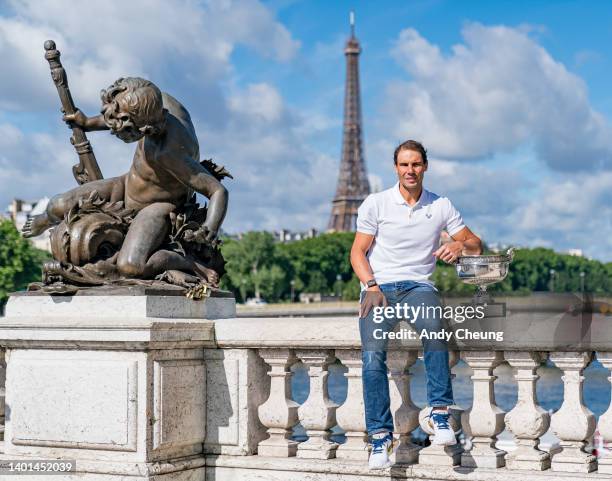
[327,12,370,232]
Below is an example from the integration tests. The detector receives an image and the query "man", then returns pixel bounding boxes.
[23,77,227,284]
[350,140,482,469]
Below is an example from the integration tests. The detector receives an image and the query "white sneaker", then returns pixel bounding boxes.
[428,408,456,446]
[368,432,393,470]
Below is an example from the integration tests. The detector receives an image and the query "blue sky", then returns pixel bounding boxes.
[0,0,610,260]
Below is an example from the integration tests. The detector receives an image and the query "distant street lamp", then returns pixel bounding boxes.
[549,269,556,292]
[580,271,586,294]
[240,278,247,303]
[290,279,296,303]
[336,274,342,298]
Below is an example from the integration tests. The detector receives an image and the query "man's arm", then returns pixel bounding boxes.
[350,232,387,316]
[165,154,228,241]
[350,232,377,287]
[434,226,482,264]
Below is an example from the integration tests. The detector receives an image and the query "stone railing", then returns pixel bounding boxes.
[205,294,612,480]
[0,292,611,481]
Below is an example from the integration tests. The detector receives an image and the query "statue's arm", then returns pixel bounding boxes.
[63,111,109,132]
[166,154,228,239]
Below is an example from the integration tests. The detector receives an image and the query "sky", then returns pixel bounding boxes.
[0,0,611,261]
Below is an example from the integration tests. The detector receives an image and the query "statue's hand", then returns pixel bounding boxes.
[184,226,219,246]
[63,109,88,129]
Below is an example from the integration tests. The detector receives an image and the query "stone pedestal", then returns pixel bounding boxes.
[0,288,235,481]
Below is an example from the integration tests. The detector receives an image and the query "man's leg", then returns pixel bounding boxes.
[359,287,399,468]
[403,284,455,445]
[404,285,454,407]
[361,350,393,435]
[22,176,125,237]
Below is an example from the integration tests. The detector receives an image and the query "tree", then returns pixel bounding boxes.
[220,231,611,302]
[278,232,355,296]
[0,220,50,311]
[221,231,287,301]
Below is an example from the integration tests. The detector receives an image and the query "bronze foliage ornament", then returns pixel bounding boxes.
[25,41,232,299]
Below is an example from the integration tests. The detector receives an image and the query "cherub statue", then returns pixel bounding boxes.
[24,75,231,292]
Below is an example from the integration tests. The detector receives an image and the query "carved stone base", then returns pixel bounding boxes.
[598,456,612,474]
[551,445,597,473]
[0,293,225,480]
[296,439,337,459]
[461,447,505,468]
[335,435,368,461]
[505,441,551,471]
[417,443,462,466]
[392,439,420,465]
[0,455,206,480]
[258,438,299,457]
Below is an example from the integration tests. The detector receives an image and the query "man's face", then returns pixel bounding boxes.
[395,149,427,190]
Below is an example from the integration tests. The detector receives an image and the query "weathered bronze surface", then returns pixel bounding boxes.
[23,41,232,297]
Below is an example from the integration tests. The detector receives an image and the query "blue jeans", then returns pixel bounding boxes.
[359,280,454,436]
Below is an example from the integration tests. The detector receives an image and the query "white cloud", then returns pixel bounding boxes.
[228,83,284,122]
[385,23,612,171]
[0,0,300,112]
[0,0,336,234]
[371,23,612,260]
[411,156,612,260]
[516,172,612,237]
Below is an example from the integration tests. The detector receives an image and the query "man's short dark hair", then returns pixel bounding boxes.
[393,140,428,165]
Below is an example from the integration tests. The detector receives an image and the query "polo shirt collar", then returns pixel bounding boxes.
[392,182,428,206]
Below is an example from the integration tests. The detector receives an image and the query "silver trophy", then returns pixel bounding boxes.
[456,247,515,317]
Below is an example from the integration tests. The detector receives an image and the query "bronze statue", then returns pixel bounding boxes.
[23,41,232,297]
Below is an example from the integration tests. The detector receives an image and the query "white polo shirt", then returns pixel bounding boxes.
[356,182,465,286]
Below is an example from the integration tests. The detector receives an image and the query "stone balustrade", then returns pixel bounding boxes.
[1,292,611,481]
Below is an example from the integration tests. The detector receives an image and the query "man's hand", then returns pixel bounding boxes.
[360,287,388,318]
[434,241,464,264]
[62,109,89,129]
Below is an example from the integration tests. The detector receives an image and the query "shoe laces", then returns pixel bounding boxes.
[371,434,391,454]
[431,411,450,430]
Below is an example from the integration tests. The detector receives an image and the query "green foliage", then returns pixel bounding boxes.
[342,275,362,301]
[220,231,287,302]
[220,230,611,303]
[0,220,50,311]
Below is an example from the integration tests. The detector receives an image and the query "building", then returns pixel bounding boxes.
[275,228,318,243]
[4,198,52,252]
[327,12,370,232]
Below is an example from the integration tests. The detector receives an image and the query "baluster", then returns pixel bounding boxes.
[595,352,612,474]
[0,348,4,442]
[460,351,506,468]
[549,351,597,473]
[257,348,299,457]
[335,349,368,460]
[296,350,338,459]
[388,350,420,464]
[504,351,550,470]
[418,350,463,465]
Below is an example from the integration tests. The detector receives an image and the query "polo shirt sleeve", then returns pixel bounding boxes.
[356,195,378,235]
[444,198,466,236]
